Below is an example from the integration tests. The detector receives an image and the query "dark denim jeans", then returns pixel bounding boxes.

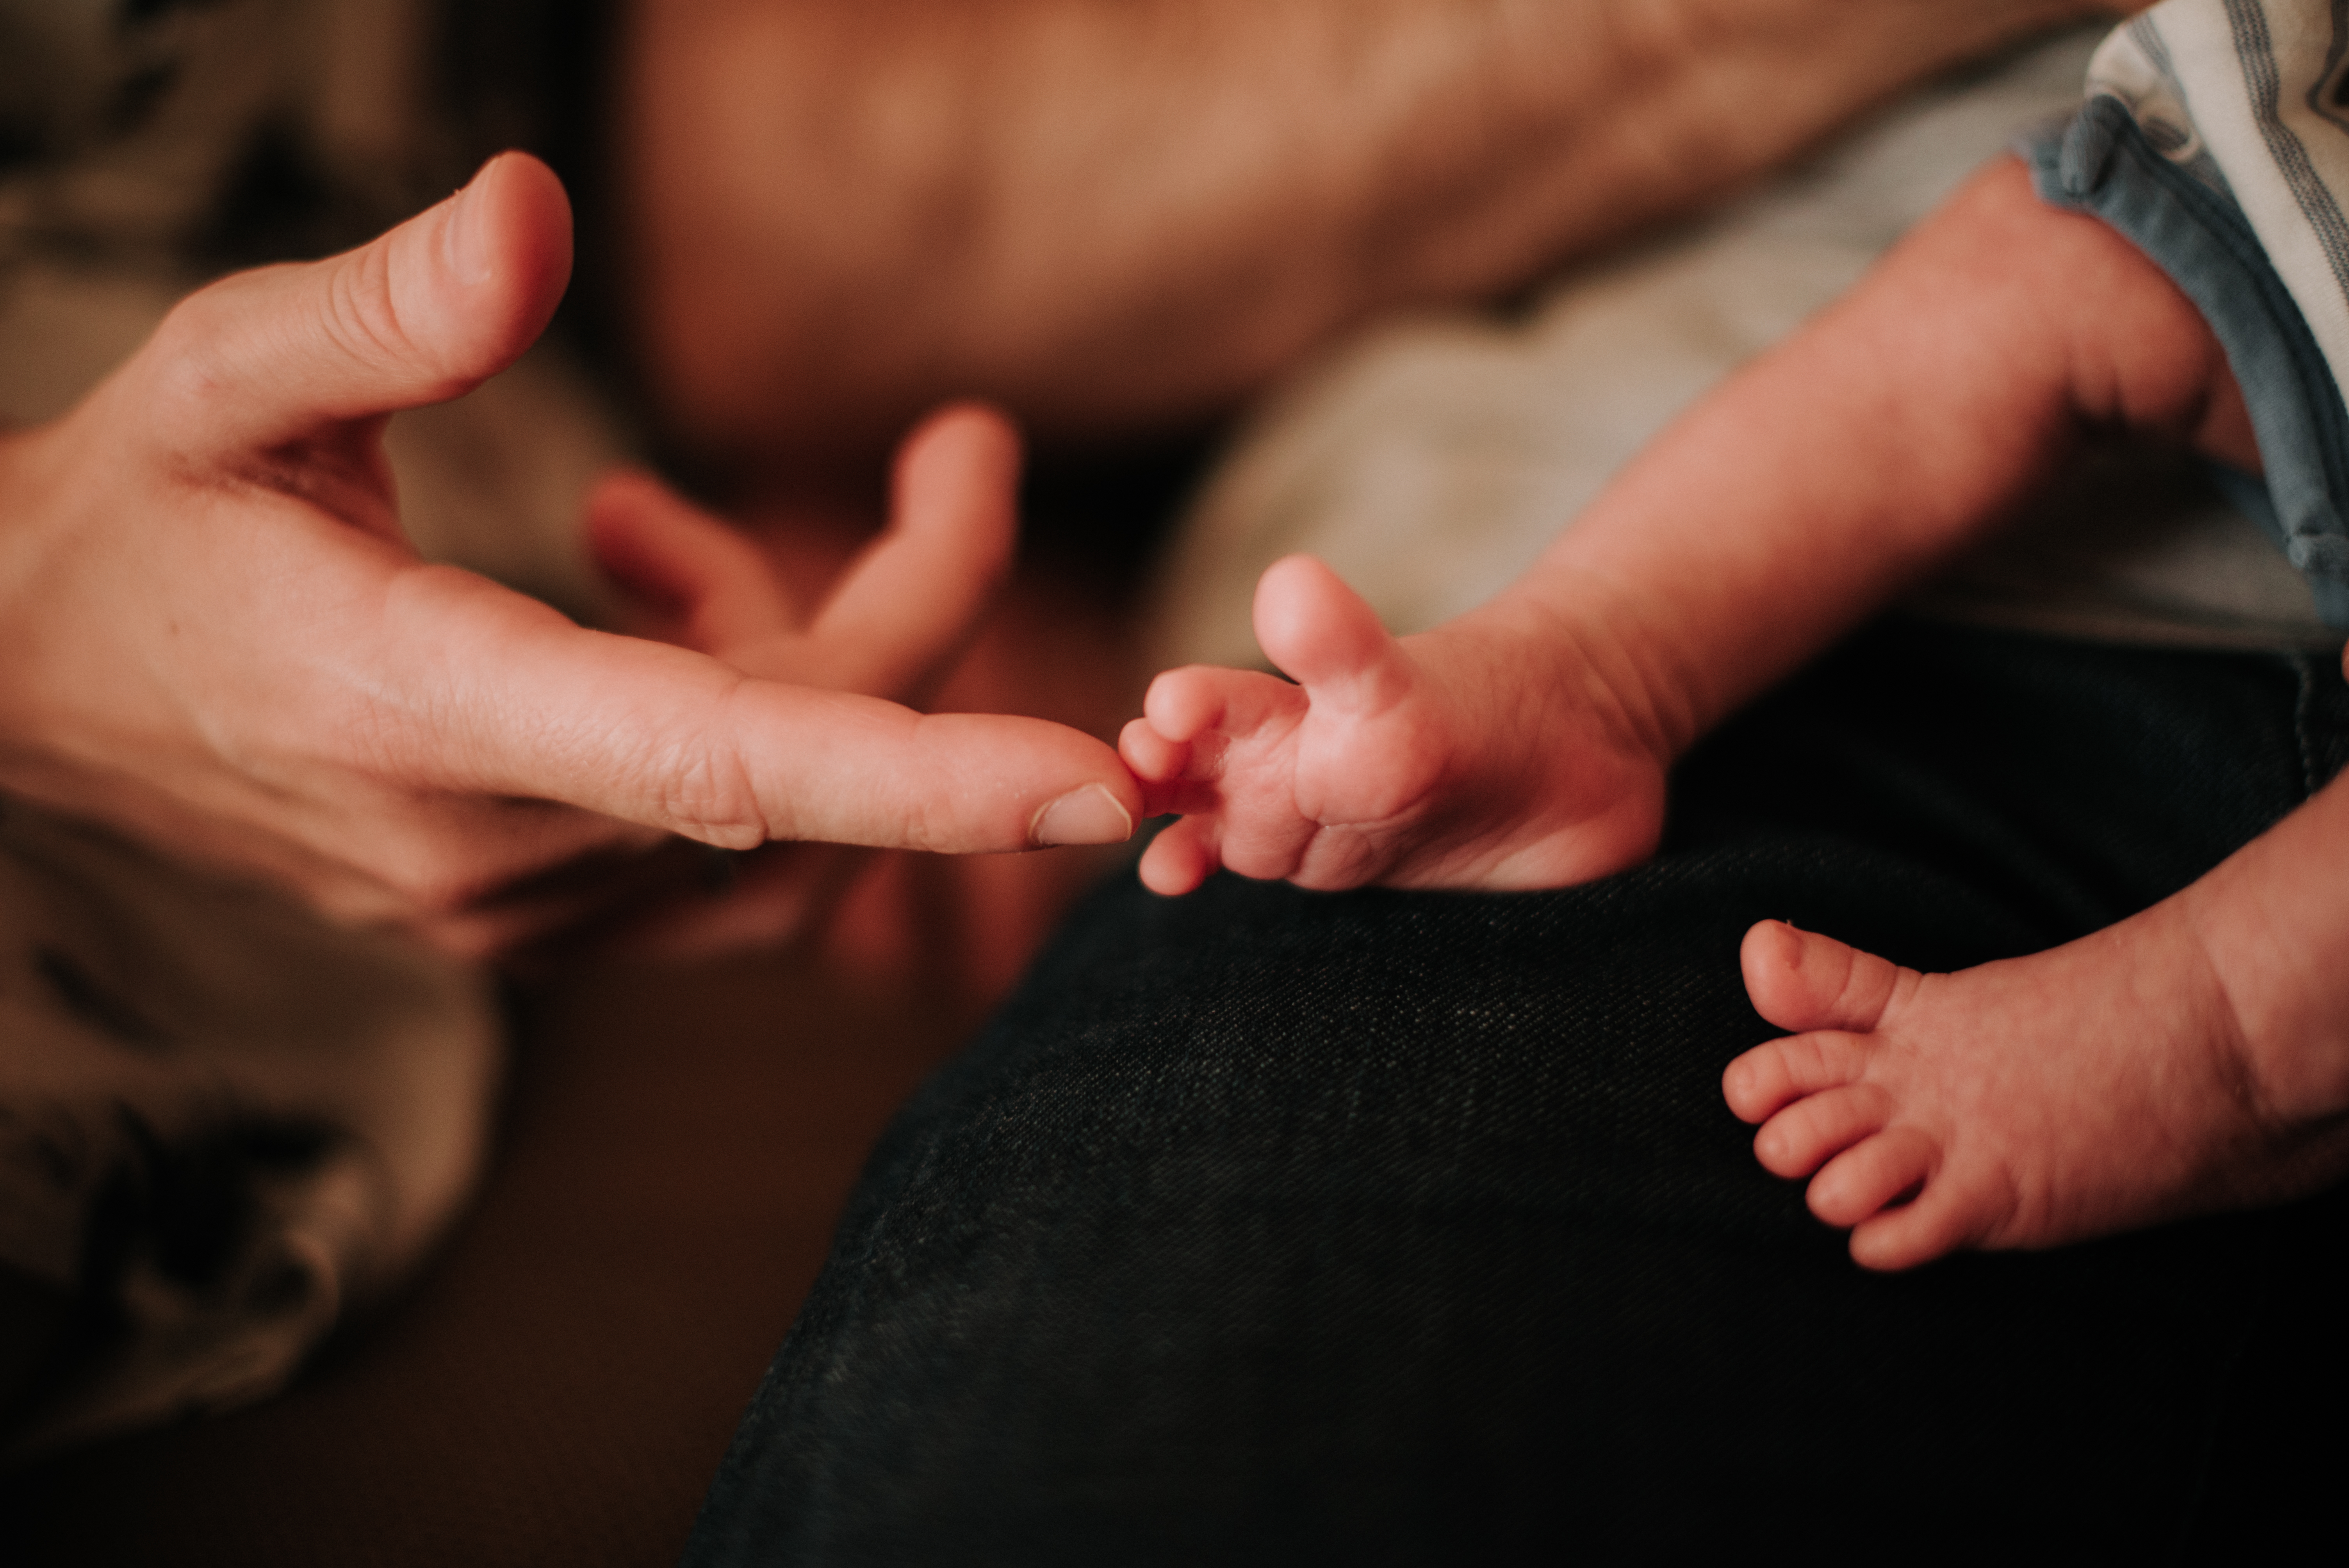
[685,620,2349,1563]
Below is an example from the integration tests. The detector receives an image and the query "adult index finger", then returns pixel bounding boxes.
[374,564,1140,855]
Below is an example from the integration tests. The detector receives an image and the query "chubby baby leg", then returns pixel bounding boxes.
[1121,556,1669,895]
[1723,903,2349,1270]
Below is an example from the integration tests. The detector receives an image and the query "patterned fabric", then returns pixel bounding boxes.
[2023,0,2349,625]
[0,804,498,1461]
[0,0,615,1458]
[2099,3,2349,399]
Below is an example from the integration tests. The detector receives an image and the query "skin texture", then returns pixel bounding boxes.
[1126,157,2349,1265]
[1122,554,1667,895]
[1726,782,2349,1269]
[0,153,1139,957]
[617,0,2128,472]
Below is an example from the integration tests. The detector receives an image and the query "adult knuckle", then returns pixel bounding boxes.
[384,847,496,916]
[148,287,248,416]
[365,836,460,907]
[154,276,241,361]
[651,734,766,848]
[321,246,417,371]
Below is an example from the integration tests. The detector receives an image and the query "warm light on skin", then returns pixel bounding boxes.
[1124,151,2349,1269]
[0,157,1136,959]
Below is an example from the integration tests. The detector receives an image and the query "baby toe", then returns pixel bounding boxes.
[1118,716,1186,781]
[1723,1030,1872,1123]
[1806,1124,1935,1231]
[1740,920,1907,1036]
[1141,667,1225,741]
[1847,1179,1976,1272]
[1138,818,1219,896]
[1753,1080,1890,1179]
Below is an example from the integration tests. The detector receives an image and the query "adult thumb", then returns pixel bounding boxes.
[139,151,573,458]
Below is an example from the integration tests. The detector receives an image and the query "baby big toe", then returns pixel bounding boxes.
[1807,1125,1935,1231]
[1740,920,1905,1035]
[1753,1082,1889,1179]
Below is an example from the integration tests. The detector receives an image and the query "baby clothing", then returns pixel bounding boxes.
[2028,0,2349,627]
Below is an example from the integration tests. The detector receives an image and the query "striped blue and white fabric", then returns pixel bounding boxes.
[2029,0,2349,625]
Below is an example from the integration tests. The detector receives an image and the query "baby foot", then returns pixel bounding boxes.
[1722,913,2349,1270]
[1119,554,1668,896]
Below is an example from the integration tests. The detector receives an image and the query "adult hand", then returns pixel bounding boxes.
[0,153,1139,954]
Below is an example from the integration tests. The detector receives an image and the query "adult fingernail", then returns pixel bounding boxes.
[445,157,498,285]
[1030,784,1134,847]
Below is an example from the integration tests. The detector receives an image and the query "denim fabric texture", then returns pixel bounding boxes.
[2025,97,2349,624]
[683,620,2349,1563]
